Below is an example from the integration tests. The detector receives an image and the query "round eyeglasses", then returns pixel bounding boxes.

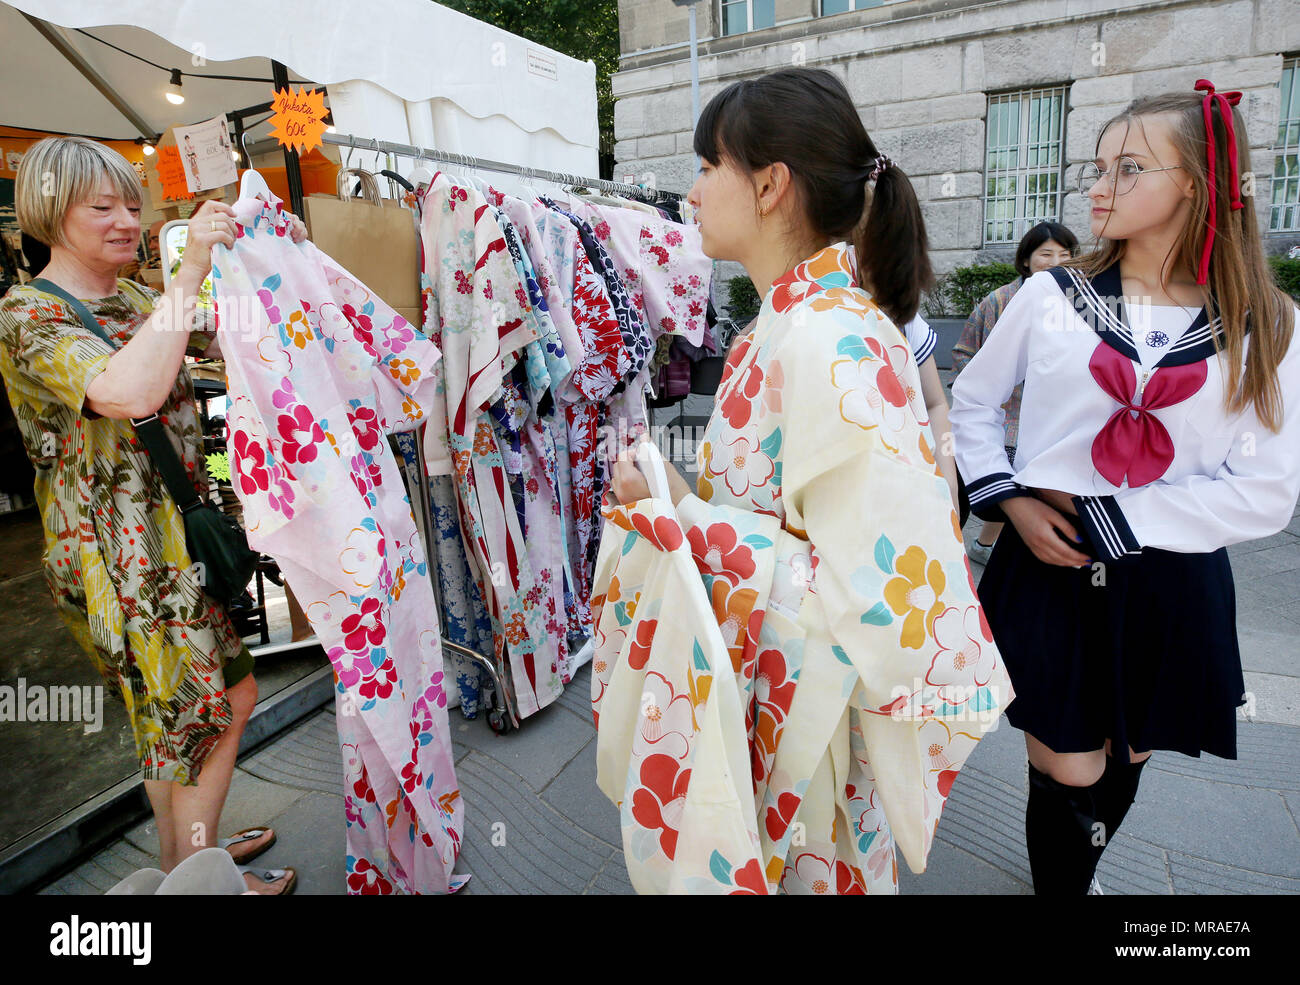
[1078,157,1184,197]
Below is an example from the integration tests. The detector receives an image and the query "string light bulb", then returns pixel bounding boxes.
[165,69,185,105]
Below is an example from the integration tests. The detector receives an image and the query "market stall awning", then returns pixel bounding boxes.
[0,3,313,140]
[1,0,600,175]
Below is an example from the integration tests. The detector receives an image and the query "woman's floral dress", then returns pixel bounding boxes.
[591,243,1014,893]
[0,278,245,785]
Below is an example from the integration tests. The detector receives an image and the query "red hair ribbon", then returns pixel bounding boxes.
[1089,344,1207,487]
[1193,79,1245,286]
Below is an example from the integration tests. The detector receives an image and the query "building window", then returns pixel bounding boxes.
[820,0,890,14]
[720,0,775,36]
[983,86,1068,245]
[1270,57,1300,233]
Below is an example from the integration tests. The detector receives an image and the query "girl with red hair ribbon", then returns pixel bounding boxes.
[950,80,1300,895]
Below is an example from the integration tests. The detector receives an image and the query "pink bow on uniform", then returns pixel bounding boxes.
[1089,344,1207,487]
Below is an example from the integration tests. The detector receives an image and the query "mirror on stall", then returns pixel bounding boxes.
[161,220,204,294]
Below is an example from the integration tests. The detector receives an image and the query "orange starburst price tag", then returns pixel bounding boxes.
[154,145,195,201]
[269,85,328,155]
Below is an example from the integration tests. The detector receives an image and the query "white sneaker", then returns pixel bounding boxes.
[1088,876,1104,895]
[968,540,995,565]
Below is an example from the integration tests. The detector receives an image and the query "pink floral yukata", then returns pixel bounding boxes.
[213,188,465,894]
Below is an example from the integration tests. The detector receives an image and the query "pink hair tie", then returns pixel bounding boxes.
[1193,79,1244,285]
[866,155,892,182]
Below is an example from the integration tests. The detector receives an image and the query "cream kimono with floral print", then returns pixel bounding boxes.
[591,243,1012,894]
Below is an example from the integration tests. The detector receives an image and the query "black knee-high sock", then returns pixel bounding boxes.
[1025,763,1104,895]
[1090,754,1149,865]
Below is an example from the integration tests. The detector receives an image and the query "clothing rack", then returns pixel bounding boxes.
[321,131,683,202]
[406,435,518,733]
[337,130,681,733]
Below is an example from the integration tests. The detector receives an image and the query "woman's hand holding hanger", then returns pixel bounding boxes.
[179,201,237,282]
[608,436,694,508]
[181,204,308,283]
[285,212,308,244]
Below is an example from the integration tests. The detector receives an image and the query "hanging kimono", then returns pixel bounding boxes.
[420,172,569,719]
[495,206,571,400]
[541,195,654,401]
[494,193,586,400]
[492,195,594,642]
[591,242,1013,894]
[528,198,631,638]
[567,195,712,347]
[494,207,580,663]
[392,431,496,718]
[213,188,465,894]
[485,368,575,687]
[541,197,657,621]
[565,194,713,462]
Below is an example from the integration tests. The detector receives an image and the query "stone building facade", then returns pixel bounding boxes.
[613,0,1300,313]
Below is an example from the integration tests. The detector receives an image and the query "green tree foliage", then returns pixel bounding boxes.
[1269,256,1300,301]
[726,275,761,324]
[928,262,1019,318]
[437,0,620,178]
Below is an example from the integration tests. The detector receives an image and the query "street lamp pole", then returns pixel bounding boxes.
[672,0,702,177]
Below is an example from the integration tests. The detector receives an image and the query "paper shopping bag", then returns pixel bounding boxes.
[303,167,420,314]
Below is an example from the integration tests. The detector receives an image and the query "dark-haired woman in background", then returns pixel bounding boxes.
[599,67,1011,894]
[952,221,1078,563]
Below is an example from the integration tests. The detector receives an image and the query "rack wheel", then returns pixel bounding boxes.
[487,709,511,734]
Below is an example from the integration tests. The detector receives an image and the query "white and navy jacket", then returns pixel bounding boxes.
[902,313,938,367]
[949,263,1300,562]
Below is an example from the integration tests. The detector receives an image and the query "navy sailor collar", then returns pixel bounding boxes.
[1047,262,1245,368]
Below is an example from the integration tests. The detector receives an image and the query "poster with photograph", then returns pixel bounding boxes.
[174,115,237,193]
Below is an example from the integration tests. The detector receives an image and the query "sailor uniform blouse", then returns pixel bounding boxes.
[902,313,937,366]
[949,263,1300,562]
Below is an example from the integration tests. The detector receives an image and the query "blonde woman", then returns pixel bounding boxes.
[0,137,307,893]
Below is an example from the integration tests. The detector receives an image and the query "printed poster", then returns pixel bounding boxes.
[174,115,237,193]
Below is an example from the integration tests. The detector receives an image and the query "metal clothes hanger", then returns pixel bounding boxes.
[518,165,541,201]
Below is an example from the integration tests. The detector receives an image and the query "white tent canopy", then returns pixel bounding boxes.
[1,0,600,180]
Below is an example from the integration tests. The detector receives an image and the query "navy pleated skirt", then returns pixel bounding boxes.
[978,522,1245,760]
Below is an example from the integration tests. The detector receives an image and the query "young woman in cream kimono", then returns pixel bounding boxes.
[592,67,1012,894]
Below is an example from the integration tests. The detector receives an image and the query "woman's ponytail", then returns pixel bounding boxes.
[854,163,934,328]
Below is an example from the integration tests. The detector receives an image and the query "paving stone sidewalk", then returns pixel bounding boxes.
[41,664,1300,895]
[39,391,1300,895]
